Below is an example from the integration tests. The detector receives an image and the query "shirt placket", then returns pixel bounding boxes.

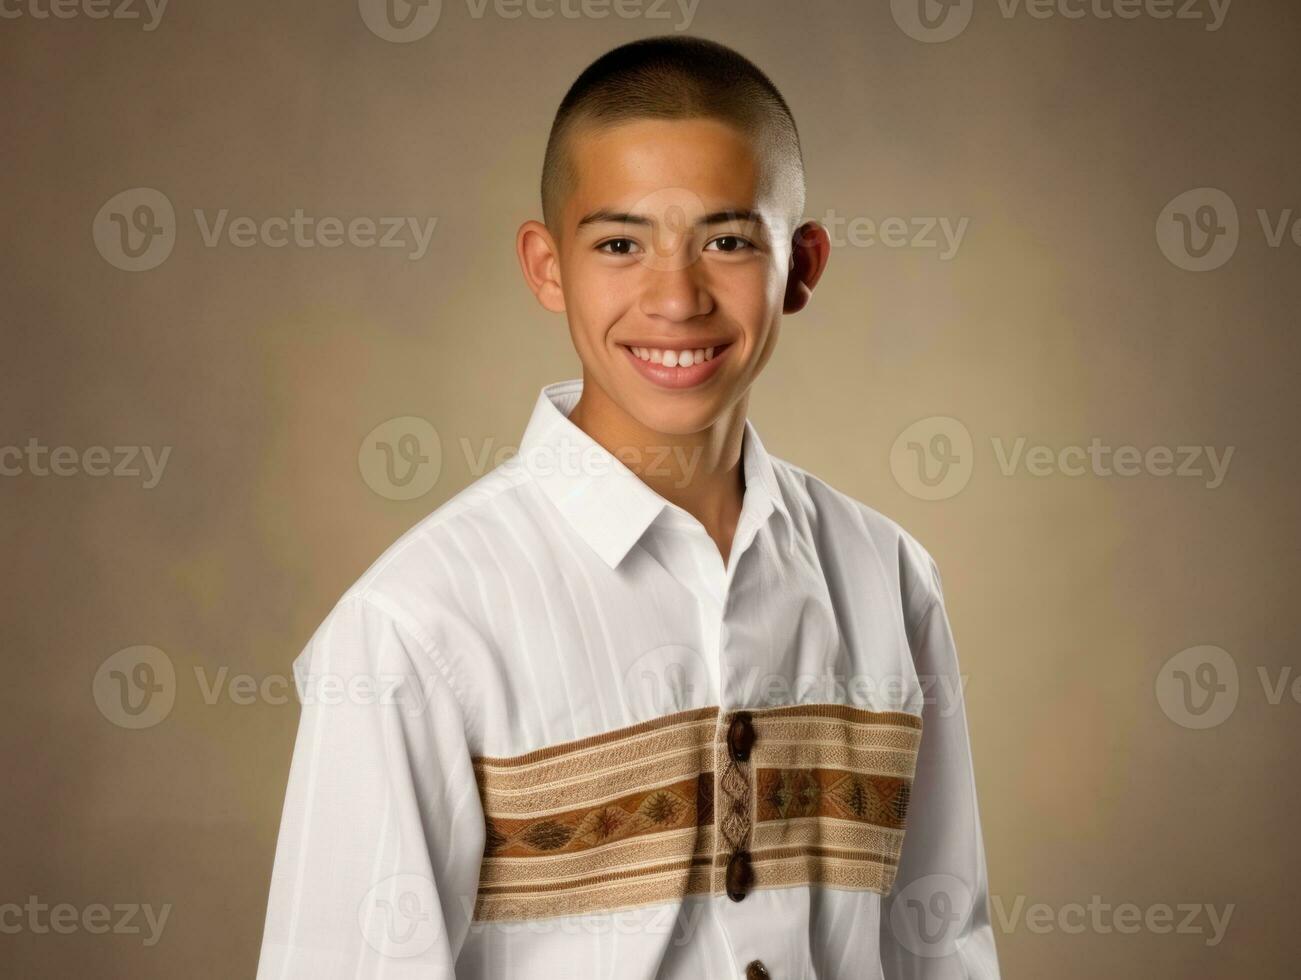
[710,508,785,979]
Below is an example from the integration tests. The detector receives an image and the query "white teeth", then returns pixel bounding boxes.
[629,345,723,367]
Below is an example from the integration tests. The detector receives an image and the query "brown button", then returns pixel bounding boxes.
[727,711,755,762]
[725,849,754,902]
[745,960,771,980]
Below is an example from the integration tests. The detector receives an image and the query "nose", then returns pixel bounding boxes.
[637,258,713,323]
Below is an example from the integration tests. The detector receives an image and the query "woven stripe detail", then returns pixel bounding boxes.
[471,703,921,922]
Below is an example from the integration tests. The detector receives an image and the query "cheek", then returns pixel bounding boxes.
[564,260,632,338]
[713,261,784,326]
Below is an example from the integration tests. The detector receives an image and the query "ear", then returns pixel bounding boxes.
[516,220,566,313]
[783,221,832,314]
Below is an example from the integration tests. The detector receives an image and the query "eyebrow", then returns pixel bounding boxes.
[576,207,767,231]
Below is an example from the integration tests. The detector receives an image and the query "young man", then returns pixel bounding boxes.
[257,36,1000,980]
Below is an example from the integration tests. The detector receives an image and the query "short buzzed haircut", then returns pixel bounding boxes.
[541,35,806,235]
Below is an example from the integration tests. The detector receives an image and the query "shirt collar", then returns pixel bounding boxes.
[516,378,795,569]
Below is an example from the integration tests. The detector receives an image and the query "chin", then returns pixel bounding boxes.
[627,392,727,437]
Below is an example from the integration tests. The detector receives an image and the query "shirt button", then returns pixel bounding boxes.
[725,848,754,901]
[744,960,771,980]
[727,710,755,762]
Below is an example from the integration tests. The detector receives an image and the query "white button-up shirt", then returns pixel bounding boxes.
[256,378,1001,980]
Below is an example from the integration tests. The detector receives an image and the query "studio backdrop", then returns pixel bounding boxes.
[2,1,1297,978]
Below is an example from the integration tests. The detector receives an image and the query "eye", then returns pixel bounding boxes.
[705,235,754,253]
[596,238,641,255]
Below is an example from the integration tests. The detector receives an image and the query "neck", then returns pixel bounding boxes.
[567,372,748,563]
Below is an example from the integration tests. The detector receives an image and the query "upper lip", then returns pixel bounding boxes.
[618,339,734,350]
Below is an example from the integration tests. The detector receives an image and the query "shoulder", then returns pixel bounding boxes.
[769,455,946,621]
[297,458,539,685]
[348,453,535,601]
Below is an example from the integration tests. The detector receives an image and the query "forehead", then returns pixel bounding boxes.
[563,117,778,222]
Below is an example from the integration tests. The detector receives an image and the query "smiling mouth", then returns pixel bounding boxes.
[618,342,732,367]
[616,340,735,390]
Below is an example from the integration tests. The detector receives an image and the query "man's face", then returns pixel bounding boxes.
[552,117,801,436]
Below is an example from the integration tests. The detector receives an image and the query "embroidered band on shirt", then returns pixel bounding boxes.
[470,703,922,922]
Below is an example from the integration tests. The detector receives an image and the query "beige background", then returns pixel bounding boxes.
[2,1,1298,977]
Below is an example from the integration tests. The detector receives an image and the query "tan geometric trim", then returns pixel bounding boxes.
[473,860,718,924]
[474,705,720,768]
[478,826,718,889]
[473,708,718,817]
[715,725,753,864]
[749,711,921,777]
[751,815,904,857]
[752,704,922,727]
[481,772,713,858]
[754,768,912,828]
[471,702,922,922]
[751,845,902,894]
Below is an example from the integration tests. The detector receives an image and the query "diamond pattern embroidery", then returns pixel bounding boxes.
[472,704,921,922]
[484,776,706,857]
[717,751,752,856]
[758,769,822,820]
[754,769,912,829]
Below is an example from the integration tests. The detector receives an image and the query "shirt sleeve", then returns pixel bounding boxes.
[878,557,1002,979]
[256,594,484,979]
